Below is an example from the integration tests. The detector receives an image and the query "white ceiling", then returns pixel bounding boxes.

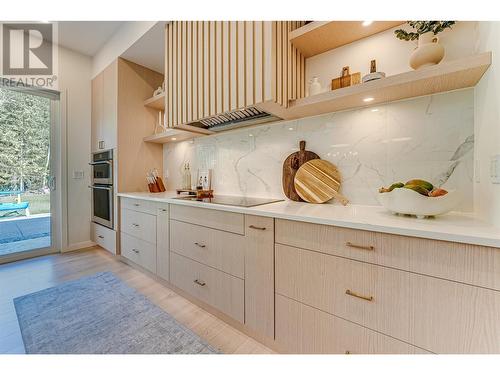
[120,22,165,74]
[58,21,125,56]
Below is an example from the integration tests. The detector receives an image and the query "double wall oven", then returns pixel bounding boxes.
[89,150,114,229]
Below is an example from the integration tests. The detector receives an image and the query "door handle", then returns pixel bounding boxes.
[345,289,374,302]
[346,242,375,251]
[194,242,206,248]
[249,225,266,231]
[193,279,206,286]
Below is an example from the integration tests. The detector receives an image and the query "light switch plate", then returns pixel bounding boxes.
[73,170,84,179]
[491,155,500,184]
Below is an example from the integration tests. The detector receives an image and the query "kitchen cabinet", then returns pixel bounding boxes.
[91,61,117,151]
[118,197,168,276]
[244,215,275,340]
[163,21,306,129]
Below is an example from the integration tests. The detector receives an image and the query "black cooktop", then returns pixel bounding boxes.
[173,195,283,207]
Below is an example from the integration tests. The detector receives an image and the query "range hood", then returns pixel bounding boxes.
[187,106,281,132]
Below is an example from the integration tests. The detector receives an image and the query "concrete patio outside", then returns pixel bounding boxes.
[0,214,51,256]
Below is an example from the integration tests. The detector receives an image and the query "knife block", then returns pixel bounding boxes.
[148,177,166,193]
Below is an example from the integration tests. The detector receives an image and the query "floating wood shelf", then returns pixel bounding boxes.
[143,125,214,144]
[282,52,492,120]
[143,92,165,110]
[289,21,403,58]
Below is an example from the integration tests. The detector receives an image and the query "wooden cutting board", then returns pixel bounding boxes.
[282,141,320,201]
[294,159,349,205]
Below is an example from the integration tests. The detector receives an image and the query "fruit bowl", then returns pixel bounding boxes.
[377,188,461,218]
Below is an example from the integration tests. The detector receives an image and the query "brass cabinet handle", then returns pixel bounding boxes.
[346,242,375,251]
[194,242,206,248]
[193,279,206,286]
[249,225,266,231]
[345,289,373,302]
[132,248,140,254]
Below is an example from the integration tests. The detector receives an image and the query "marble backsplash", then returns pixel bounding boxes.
[163,89,474,211]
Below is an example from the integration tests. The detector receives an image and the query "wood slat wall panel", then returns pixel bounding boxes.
[163,21,306,126]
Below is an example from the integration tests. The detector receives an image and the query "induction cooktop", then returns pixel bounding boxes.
[173,195,284,208]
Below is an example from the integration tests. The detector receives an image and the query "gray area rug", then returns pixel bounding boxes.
[14,272,219,354]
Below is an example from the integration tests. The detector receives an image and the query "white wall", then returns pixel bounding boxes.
[474,21,500,226]
[92,21,157,77]
[57,46,93,251]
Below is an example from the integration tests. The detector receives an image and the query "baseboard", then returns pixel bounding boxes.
[63,240,96,253]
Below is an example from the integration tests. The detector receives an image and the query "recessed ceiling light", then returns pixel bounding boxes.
[171,137,177,141]
[363,97,374,102]
[362,21,373,27]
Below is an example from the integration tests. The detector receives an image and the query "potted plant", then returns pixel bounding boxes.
[395,21,455,70]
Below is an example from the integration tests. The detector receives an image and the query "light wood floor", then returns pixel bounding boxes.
[0,247,274,354]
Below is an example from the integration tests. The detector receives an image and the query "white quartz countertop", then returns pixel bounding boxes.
[117,191,500,248]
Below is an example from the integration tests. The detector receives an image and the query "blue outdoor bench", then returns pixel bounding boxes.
[0,191,30,216]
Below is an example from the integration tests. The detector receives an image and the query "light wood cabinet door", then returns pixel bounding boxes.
[244,215,275,339]
[91,72,103,152]
[121,232,157,273]
[170,219,244,278]
[170,252,244,323]
[275,294,411,354]
[276,244,410,341]
[170,204,244,234]
[410,273,500,353]
[156,207,169,281]
[101,60,117,150]
[120,208,157,244]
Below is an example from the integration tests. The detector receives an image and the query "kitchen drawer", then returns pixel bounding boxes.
[275,219,409,270]
[170,252,244,323]
[121,208,157,244]
[275,294,410,354]
[121,197,168,215]
[275,244,410,341]
[92,222,116,254]
[170,220,244,278]
[410,273,500,353]
[170,204,244,235]
[409,238,500,291]
[121,232,157,273]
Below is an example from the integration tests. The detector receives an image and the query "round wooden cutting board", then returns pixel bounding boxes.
[294,159,349,205]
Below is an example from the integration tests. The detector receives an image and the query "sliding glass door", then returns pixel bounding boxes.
[0,86,58,263]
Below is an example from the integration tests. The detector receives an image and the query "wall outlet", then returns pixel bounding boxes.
[73,170,84,179]
[491,155,500,184]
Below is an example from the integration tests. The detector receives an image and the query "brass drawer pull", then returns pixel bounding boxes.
[249,225,266,231]
[193,279,206,286]
[345,289,373,302]
[346,242,374,251]
[132,248,140,254]
[194,242,206,248]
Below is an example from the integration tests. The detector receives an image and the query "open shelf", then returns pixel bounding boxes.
[143,125,214,144]
[143,92,165,110]
[282,52,492,120]
[289,21,403,58]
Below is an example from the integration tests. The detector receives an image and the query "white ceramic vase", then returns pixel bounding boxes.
[409,32,445,70]
[308,76,322,96]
